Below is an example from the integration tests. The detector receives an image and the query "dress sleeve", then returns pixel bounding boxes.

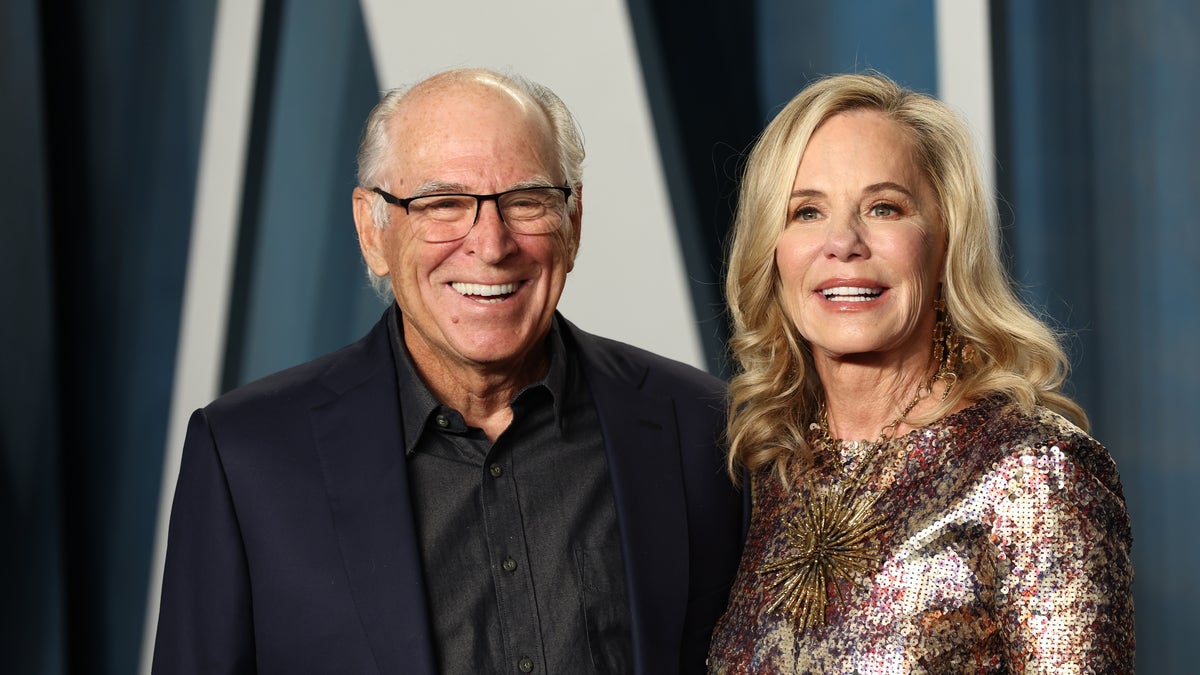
[988,436,1135,671]
[151,408,256,674]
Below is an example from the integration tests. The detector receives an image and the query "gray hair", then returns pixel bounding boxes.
[355,68,586,300]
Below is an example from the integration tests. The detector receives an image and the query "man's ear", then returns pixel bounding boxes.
[566,183,583,272]
[353,187,391,277]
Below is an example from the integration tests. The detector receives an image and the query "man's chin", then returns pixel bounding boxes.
[444,329,546,368]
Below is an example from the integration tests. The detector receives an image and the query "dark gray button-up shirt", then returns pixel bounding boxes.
[387,306,632,674]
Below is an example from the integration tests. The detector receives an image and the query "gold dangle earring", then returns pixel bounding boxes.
[931,287,961,400]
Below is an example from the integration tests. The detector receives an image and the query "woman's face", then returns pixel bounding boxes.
[775,109,945,370]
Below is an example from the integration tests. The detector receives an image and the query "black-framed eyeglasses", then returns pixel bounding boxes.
[371,186,572,243]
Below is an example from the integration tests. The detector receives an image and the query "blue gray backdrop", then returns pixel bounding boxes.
[3,0,1196,672]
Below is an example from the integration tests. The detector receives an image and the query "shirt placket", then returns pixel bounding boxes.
[480,439,546,674]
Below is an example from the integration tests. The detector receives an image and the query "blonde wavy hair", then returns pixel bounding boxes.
[725,72,1086,483]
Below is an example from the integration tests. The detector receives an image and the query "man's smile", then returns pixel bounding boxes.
[450,281,521,303]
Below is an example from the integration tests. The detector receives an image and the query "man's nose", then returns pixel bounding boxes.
[464,198,516,260]
[472,196,506,226]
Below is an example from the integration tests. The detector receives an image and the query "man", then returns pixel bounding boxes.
[153,68,744,674]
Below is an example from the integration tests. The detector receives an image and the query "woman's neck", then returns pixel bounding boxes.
[815,355,936,442]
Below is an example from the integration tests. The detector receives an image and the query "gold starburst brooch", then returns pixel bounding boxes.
[757,453,888,633]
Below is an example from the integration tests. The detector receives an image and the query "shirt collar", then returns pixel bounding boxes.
[385,304,570,455]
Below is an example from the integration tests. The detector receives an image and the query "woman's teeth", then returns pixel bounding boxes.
[822,286,883,301]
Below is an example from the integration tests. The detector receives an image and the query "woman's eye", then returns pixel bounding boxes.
[870,204,899,217]
[792,206,820,221]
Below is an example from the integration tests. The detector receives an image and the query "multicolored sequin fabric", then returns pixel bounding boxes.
[708,397,1134,673]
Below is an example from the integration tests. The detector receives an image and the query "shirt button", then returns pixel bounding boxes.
[518,657,534,673]
[502,557,517,572]
[435,414,449,428]
[489,463,503,478]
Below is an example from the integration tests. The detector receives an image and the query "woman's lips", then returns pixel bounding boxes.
[820,285,884,302]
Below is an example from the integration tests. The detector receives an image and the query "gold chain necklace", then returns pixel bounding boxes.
[757,370,950,633]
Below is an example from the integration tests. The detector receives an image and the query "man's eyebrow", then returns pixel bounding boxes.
[410,180,468,196]
[507,177,556,190]
[409,177,556,196]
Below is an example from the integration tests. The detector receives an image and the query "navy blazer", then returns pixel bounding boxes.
[153,312,746,674]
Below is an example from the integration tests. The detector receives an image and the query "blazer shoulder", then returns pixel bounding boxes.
[560,316,726,399]
[205,314,392,421]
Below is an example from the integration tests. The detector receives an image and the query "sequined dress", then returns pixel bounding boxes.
[707,397,1134,673]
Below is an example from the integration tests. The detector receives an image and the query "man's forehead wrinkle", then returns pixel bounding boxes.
[410,176,555,196]
[383,81,557,193]
[391,79,545,148]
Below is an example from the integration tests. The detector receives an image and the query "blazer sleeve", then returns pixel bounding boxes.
[152,408,255,674]
[673,383,744,674]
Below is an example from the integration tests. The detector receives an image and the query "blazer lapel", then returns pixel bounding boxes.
[569,322,690,673]
[309,318,436,674]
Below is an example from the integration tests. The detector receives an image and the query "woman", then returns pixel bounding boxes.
[708,73,1133,672]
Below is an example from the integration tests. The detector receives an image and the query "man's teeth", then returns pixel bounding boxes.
[822,286,883,301]
[451,282,518,300]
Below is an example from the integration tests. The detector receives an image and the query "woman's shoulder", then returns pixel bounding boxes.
[947,396,1097,453]
[949,396,1125,507]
